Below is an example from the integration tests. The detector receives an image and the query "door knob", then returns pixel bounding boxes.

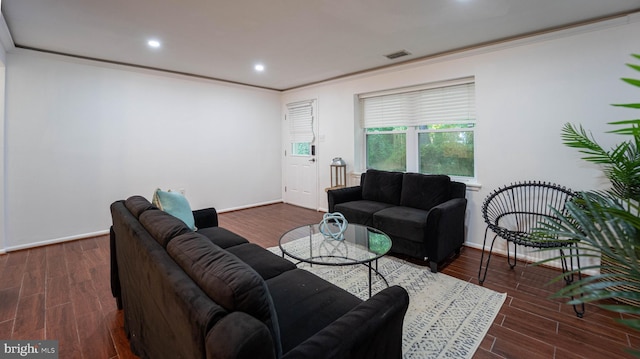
[309,158,316,163]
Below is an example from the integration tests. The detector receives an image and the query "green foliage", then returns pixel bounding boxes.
[561,121,640,201]
[538,192,640,331]
[419,131,474,176]
[365,125,475,176]
[366,132,406,172]
[560,53,640,202]
[536,54,640,347]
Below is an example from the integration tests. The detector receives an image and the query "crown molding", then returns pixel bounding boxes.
[0,12,15,61]
[284,10,640,92]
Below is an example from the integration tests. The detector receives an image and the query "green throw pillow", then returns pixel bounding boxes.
[152,188,196,230]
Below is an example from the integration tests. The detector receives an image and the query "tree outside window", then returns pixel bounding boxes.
[365,124,475,179]
[418,124,474,177]
[365,127,406,172]
[360,80,476,181]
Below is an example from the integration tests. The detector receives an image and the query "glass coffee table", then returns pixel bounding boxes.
[279,222,392,297]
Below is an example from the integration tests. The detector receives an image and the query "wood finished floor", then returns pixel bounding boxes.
[0,202,638,358]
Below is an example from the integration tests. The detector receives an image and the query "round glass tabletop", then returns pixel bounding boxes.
[278,222,392,266]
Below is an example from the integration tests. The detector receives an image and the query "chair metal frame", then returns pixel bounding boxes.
[478,181,585,317]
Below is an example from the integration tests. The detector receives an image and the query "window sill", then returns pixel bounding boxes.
[463,182,482,191]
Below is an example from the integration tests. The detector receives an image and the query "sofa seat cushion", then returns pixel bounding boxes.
[400,173,451,211]
[139,209,191,248]
[167,232,282,357]
[226,243,296,280]
[197,227,249,249]
[266,269,362,354]
[361,169,404,205]
[373,206,429,244]
[334,200,395,226]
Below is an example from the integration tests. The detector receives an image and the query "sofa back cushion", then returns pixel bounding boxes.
[167,233,282,357]
[139,209,192,248]
[451,181,467,199]
[111,200,228,359]
[361,169,404,205]
[400,173,452,211]
[125,196,157,218]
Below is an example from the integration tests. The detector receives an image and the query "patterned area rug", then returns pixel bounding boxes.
[268,246,506,359]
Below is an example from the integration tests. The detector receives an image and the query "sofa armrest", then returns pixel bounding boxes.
[327,186,363,212]
[193,207,219,229]
[282,285,409,359]
[426,198,467,270]
[109,226,122,309]
[206,312,276,359]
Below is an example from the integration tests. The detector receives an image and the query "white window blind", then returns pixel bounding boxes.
[287,100,315,143]
[360,81,476,128]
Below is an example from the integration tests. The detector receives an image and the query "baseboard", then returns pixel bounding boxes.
[2,200,284,253]
[464,241,597,275]
[217,199,284,213]
[464,241,558,265]
[4,229,110,253]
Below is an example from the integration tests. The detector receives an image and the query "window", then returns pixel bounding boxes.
[359,79,476,181]
[418,124,474,177]
[291,142,311,156]
[287,100,315,156]
[365,127,407,172]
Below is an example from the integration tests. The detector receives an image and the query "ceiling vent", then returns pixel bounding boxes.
[385,50,411,60]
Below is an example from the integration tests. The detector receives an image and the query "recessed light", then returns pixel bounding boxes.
[148,39,161,48]
[254,64,265,72]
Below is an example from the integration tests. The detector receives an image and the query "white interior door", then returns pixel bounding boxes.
[284,100,318,210]
[285,145,317,209]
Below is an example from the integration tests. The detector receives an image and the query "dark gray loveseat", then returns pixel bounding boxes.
[110,195,409,359]
[328,169,467,272]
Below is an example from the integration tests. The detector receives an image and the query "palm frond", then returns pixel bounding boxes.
[612,104,640,110]
[623,78,640,88]
[536,54,640,341]
[629,63,640,72]
[534,191,640,318]
[561,123,611,162]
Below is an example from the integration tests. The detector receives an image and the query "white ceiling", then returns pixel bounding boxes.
[3,0,640,91]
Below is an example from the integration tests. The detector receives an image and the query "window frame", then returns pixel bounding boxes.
[359,78,477,183]
[364,127,408,173]
[415,123,476,180]
[287,100,315,157]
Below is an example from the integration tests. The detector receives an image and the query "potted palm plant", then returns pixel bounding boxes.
[537,54,640,336]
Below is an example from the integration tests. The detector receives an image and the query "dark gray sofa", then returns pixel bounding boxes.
[328,169,467,272]
[110,195,409,359]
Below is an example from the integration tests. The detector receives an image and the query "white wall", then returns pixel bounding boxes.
[0,57,5,255]
[282,14,640,263]
[0,13,9,254]
[4,51,283,250]
[3,13,640,259]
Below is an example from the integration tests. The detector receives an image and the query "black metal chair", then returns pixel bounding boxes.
[478,181,585,317]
